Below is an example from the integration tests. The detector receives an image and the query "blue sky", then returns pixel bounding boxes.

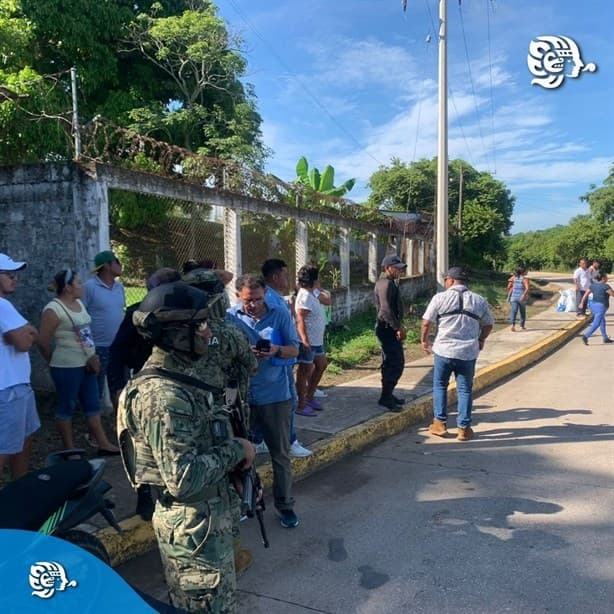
[215,0,613,234]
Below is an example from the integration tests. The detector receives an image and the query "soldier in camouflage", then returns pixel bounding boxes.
[117,282,255,613]
[181,268,257,398]
[182,267,258,575]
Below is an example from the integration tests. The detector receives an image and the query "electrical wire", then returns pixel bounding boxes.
[457,1,491,171]
[485,0,497,174]
[223,0,384,167]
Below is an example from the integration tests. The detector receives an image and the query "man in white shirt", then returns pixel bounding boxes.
[573,258,592,317]
[0,253,39,480]
[421,267,493,442]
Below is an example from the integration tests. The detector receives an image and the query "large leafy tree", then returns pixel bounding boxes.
[0,0,266,168]
[125,1,266,167]
[367,157,515,267]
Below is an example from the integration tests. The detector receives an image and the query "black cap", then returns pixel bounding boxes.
[444,266,469,282]
[381,254,407,269]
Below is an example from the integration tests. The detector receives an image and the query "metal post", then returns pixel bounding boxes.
[70,67,82,159]
[457,163,463,259]
[436,0,448,287]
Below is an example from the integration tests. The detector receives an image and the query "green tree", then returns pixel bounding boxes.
[581,162,614,224]
[0,0,266,168]
[126,1,266,167]
[367,157,515,268]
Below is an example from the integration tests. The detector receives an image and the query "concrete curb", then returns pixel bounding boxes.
[98,313,587,567]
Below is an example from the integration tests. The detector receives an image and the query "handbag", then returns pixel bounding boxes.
[52,299,100,375]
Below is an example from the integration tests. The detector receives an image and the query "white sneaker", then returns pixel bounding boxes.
[255,441,269,454]
[313,389,328,398]
[290,440,313,457]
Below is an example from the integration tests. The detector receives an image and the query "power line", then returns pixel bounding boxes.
[457,1,491,171]
[485,0,497,174]
[223,0,384,167]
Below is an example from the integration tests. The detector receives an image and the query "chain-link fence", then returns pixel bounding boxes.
[109,189,224,304]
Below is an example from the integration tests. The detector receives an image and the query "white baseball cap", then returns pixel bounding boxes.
[0,253,27,272]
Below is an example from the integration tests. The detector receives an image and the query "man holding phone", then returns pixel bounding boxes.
[227,274,301,528]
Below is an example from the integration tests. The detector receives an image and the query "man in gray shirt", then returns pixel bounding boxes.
[421,267,493,441]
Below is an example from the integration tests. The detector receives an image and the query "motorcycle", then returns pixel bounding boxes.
[0,449,121,564]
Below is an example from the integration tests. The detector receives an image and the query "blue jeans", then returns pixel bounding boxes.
[433,354,476,428]
[50,366,100,420]
[510,300,526,327]
[584,302,608,340]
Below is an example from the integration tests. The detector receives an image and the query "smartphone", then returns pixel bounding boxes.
[255,339,271,352]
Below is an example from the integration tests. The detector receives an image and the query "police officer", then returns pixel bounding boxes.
[374,254,408,411]
[117,282,255,613]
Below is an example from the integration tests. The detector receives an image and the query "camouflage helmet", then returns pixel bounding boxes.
[133,281,211,358]
[182,268,229,319]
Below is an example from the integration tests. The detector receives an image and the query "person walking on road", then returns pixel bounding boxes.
[573,258,591,317]
[421,267,494,441]
[374,254,407,411]
[507,267,530,331]
[579,271,614,345]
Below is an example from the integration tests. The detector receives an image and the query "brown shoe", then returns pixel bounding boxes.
[456,426,474,441]
[429,418,448,437]
[235,549,254,577]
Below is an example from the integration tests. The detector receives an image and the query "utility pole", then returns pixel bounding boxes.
[436,0,448,287]
[70,67,81,159]
[457,163,463,258]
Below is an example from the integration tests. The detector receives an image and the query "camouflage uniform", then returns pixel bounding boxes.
[182,271,257,562]
[118,346,246,613]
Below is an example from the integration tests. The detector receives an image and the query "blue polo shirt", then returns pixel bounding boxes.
[82,276,126,347]
[227,299,299,405]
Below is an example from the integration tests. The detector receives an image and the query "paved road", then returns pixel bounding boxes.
[118,312,614,613]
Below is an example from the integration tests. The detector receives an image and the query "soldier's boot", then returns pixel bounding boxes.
[235,549,254,578]
[429,418,448,437]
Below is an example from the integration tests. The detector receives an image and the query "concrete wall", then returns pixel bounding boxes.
[1,161,435,391]
[329,275,435,323]
[0,163,105,389]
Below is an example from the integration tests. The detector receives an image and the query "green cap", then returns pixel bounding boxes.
[92,250,117,272]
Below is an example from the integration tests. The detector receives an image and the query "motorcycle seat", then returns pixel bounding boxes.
[0,460,92,530]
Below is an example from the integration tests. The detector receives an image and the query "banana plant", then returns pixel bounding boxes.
[295,156,356,197]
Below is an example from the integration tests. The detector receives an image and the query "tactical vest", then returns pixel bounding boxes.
[117,367,222,495]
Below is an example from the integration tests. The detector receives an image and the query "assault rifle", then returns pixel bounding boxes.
[225,380,269,548]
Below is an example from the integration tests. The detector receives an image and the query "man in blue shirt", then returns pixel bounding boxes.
[83,250,125,413]
[228,273,301,528]
[262,258,313,458]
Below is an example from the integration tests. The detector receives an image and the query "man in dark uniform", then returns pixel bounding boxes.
[374,254,407,411]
